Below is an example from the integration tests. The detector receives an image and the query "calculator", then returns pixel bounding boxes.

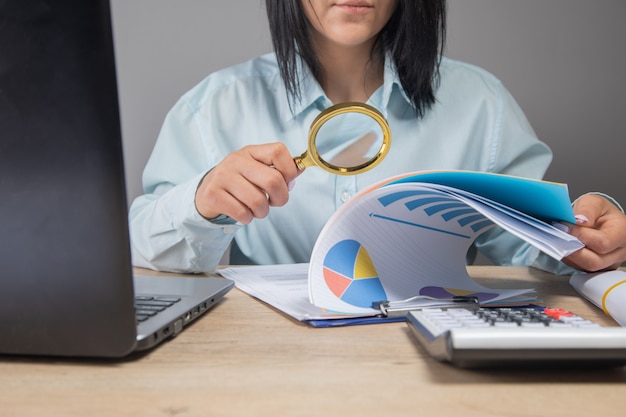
[406,305,626,368]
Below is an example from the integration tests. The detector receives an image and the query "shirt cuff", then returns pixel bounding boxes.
[205,213,237,225]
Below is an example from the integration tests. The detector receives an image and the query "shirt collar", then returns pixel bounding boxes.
[380,52,414,116]
[276,57,327,123]
[278,52,413,122]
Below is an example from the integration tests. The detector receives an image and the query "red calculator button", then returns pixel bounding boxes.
[543,308,574,319]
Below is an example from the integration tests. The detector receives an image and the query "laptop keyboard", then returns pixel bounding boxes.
[134,295,181,323]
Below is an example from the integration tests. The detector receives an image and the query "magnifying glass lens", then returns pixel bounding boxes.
[294,102,391,175]
[315,112,384,169]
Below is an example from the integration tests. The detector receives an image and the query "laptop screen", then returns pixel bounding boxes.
[0,0,138,356]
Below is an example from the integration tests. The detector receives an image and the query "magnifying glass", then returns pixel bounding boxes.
[294,102,391,175]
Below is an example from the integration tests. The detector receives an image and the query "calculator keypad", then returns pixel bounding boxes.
[406,305,626,368]
[419,306,600,334]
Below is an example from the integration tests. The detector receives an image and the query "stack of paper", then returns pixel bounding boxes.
[308,170,583,315]
[219,263,535,327]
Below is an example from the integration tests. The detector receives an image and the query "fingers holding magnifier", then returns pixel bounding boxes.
[195,103,393,223]
[194,143,299,224]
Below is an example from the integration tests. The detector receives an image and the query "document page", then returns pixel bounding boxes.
[219,263,534,325]
[219,264,371,321]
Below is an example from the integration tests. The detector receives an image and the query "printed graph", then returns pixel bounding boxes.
[322,239,386,308]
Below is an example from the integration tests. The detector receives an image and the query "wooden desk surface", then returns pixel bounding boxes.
[2,266,625,417]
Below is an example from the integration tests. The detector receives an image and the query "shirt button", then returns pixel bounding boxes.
[341,191,351,202]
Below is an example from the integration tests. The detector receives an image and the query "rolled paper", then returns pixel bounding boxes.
[570,270,626,326]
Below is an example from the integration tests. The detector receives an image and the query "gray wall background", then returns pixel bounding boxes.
[111,0,626,207]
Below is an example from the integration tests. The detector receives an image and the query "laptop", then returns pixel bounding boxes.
[0,0,234,357]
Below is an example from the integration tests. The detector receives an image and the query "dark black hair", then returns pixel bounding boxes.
[265,0,447,117]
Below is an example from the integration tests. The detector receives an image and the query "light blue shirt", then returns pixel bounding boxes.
[129,52,560,273]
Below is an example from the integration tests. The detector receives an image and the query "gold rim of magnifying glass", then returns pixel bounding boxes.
[301,102,391,175]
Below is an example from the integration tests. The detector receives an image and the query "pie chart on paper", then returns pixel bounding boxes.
[322,239,387,308]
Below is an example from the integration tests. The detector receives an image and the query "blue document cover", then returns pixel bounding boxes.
[388,170,576,223]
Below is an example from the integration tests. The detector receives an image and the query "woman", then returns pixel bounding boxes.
[129,0,626,273]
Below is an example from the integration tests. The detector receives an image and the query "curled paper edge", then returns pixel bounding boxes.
[570,270,626,327]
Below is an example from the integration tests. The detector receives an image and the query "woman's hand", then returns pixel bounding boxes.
[194,143,300,224]
[563,194,626,272]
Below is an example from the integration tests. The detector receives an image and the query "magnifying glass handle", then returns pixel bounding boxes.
[293,157,305,171]
[293,151,312,171]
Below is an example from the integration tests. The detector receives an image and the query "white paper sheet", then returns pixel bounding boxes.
[219,263,534,322]
[570,270,626,326]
